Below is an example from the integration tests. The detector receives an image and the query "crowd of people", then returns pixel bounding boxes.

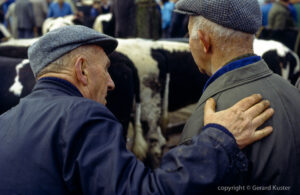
[0,0,188,40]
[3,0,300,41]
[2,0,300,41]
[0,0,76,38]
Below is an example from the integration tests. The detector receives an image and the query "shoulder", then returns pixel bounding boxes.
[66,97,117,121]
[57,97,123,138]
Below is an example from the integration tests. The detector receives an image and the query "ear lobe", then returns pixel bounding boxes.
[198,30,211,53]
[75,58,88,86]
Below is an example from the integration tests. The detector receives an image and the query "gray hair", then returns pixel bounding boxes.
[37,45,98,79]
[190,16,254,54]
[37,55,70,78]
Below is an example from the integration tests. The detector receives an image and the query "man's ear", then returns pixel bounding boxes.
[74,57,88,86]
[198,30,211,53]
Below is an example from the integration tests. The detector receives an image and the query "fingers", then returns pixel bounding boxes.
[239,126,273,149]
[232,94,262,112]
[252,108,275,127]
[251,126,273,143]
[204,98,216,117]
[244,100,270,118]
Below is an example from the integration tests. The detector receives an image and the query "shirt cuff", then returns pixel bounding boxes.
[201,125,248,172]
[203,123,234,139]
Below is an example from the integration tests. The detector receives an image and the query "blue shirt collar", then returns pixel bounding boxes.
[203,55,261,93]
[38,77,83,97]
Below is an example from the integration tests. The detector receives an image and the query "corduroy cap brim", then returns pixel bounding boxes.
[28,25,118,77]
[174,0,262,34]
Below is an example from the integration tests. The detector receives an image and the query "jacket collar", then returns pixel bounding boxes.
[203,55,261,93]
[33,77,83,97]
[198,59,273,106]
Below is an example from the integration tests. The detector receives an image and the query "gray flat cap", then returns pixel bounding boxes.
[174,0,262,34]
[28,25,118,77]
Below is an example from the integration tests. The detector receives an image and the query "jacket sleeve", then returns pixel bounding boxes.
[61,102,248,195]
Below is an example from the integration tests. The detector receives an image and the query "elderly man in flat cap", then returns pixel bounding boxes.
[175,0,300,193]
[0,25,274,194]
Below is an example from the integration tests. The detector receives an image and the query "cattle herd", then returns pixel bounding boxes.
[1,21,300,168]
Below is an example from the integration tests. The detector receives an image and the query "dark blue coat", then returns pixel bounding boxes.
[0,77,247,194]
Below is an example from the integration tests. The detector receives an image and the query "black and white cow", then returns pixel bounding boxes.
[254,39,300,85]
[114,39,210,168]
[257,28,300,55]
[0,38,38,58]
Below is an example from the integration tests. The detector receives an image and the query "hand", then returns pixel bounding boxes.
[204,94,274,149]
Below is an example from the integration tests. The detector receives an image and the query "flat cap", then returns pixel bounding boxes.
[174,0,262,34]
[28,25,118,77]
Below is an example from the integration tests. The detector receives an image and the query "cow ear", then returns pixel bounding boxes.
[75,57,88,86]
[198,30,211,54]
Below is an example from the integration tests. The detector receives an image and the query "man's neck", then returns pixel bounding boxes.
[211,49,254,75]
[39,72,77,90]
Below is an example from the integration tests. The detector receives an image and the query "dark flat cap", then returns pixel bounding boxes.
[174,0,262,34]
[28,25,118,77]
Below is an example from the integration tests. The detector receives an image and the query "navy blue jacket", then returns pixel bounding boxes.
[0,77,247,194]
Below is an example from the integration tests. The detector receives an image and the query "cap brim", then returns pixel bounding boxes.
[173,9,197,16]
[96,39,118,55]
[85,38,118,55]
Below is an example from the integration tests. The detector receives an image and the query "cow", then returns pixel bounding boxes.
[114,38,209,168]
[257,28,300,83]
[257,28,300,55]
[254,39,300,85]
[0,38,37,58]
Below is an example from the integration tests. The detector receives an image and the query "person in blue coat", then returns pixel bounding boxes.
[261,0,275,26]
[160,0,175,37]
[0,25,274,194]
[47,0,73,18]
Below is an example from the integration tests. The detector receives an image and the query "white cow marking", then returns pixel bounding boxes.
[9,59,29,96]
[254,39,300,81]
[117,39,162,134]
[254,39,290,57]
[93,13,113,33]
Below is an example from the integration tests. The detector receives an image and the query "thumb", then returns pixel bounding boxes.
[204,98,216,119]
